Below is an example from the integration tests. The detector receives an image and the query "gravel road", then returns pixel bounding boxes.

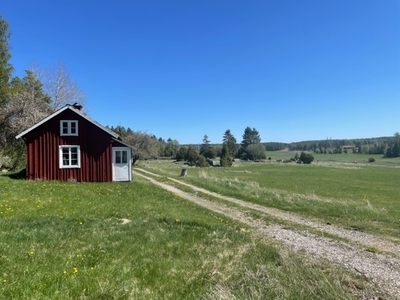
[134,169,400,299]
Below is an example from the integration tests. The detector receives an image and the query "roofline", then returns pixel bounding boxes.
[112,138,136,150]
[16,105,120,140]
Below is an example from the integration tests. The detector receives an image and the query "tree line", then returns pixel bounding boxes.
[108,125,267,168]
[288,134,400,158]
[0,16,85,169]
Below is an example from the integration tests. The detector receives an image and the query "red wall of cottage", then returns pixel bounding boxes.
[24,109,113,181]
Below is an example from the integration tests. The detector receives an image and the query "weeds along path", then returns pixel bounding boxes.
[134,169,400,298]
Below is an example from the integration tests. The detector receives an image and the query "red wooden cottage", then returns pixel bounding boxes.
[16,103,132,182]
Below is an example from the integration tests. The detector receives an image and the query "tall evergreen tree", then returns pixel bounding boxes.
[0,16,12,108]
[0,16,13,149]
[220,143,233,167]
[241,127,261,149]
[200,134,216,159]
[239,126,261,159]
[222,129,238,158]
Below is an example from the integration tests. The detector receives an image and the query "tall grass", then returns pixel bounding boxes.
[139,160,400,239]
[0,174,373,299]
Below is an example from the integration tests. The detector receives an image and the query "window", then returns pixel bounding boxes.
[60,120,78,136]
[115,150,128,164]
[59,146,81,168]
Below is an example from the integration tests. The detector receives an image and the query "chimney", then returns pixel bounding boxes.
[72,103,83,111]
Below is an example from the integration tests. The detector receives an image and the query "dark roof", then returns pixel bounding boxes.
[16,104,120,140]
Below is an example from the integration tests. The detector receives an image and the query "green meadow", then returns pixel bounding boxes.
[140,158,400,240]
[0,173,377,299]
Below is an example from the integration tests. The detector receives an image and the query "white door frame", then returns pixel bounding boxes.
[112,147,132,181]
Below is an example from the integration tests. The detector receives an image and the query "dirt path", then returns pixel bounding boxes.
[134,168,400,299]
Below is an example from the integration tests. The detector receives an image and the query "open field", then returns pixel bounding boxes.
[265,150,400,164]
[0,173,377,299]
[138,158,400,241]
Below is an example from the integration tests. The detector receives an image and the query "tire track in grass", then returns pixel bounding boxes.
[134,169,400,299]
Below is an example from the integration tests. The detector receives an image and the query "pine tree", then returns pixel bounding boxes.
[220,143,233,168]
[222,129,238,158]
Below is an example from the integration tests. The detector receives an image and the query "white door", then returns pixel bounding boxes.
[112,147,131,181]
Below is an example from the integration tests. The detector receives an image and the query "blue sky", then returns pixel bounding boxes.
[2,0,400,144]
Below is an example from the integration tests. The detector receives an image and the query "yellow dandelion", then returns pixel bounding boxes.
[29,251,34,255]
[63,270,67,274]
[72,267,78,274]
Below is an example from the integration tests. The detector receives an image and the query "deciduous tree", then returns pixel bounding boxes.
[30,62,85,111]
[299,152,314,164]
[3,70,52,169]
[245,144,266,161]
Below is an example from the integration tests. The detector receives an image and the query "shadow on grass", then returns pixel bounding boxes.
[2,168,26,180]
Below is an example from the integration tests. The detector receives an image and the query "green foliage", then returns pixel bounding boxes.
[222,129,238,158]
[240,126,261,149]
[0,16,13,108]
[220,143,233,168]
[385,132,400,158]
[196,154,209,167]
[175,147,187,161]
[239,126,263,160]
[164,138,180,157]
[245,144,266,161]
[368,157,375,162]
[199,134,217,159]
[186,146,199,166]
[299,152,314,164]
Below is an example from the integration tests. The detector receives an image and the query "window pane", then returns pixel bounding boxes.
[116,151,121,164]
[122,151,127,164]
[62,148,70,165]
[62,122,69,134]
[71,148,78,165]
[70,122,76,134]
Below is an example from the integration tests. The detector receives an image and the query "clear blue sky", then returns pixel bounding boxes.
[3,0,400,144]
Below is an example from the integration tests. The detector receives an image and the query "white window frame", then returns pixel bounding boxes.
[60,120,78,136]
[59,145,81,168]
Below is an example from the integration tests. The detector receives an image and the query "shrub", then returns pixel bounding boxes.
[196,155,209,167]
[368,157,376,163]
[299,152,314,164]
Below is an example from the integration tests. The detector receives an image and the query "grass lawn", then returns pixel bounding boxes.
[0,173,371,299]
[139,158,400,240]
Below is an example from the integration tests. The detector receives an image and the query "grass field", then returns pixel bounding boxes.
[139,157,400,240]
[266,150,400,164]
[0,172,375,299]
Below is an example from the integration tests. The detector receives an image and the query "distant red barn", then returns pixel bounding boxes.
[16,104,132,182]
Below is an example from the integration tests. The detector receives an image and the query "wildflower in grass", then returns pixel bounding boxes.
[63,270,67,274]
[3,279,6,283]
[175,218,180,223]
[72,267,78,274]
[79,221,83,225]
[90,267,94,270]
[29,251,34,255]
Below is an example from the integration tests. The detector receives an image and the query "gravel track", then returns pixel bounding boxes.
[134,169,400,298]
